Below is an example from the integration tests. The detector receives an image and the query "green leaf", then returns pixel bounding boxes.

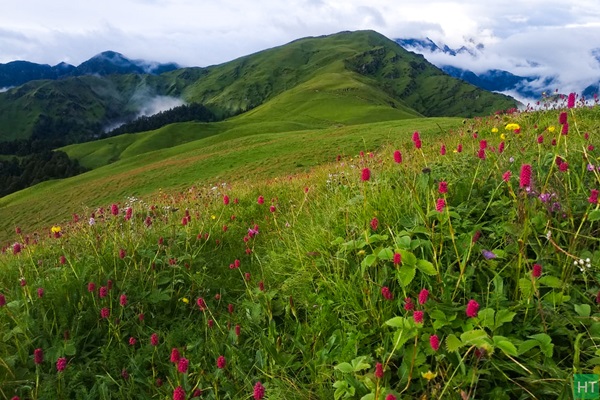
[396,265,416,287]
[397,249,417,267]
[495,340,518,356]
[351,356,371,372]
[395,236,411,249]
[64,342,77,356]
[518,339,540,355]
[445,334,463,352]
[589,210,600,222]
[529,333,553,357]
[494,309,516,330]
[360,394,375,400]
[334,362,354,374]
[147,289,172,304]
[575,304,591,317]
[538,276,563,289]
[361,254,377,268]
[519,278,533,297]
[543,292,570,304]
[385,316,408,329]
[378,248,394,260]
[460,330,489,346]
[416,259,437,276]
[477,308,495,329]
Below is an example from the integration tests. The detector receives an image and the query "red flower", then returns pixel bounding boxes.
[435,198,446,212]
[466,299,479,318]
[87,282,96,293]
[457,144,463,153]
[567,92,576,108]
[253,382,266,400]
[193,389,203,397]
[502,171,511,182]
[125,207,132,221]
[0,293,5,307]
[170,348,180,363]
[370,217,378,231]
[257,195,265,205]
[393,150,402,164]
[559,162,568,172]
[34,348,44,364]
[245,272,251,281]
[414,138,422,149]
[429,334,440,351]
[151,333,159,346]
[197,297,206,311]
[532,264,542,278]
[119,294,127,307]
[404,298,414,311]
[361,168,371,181]
[559,112,567,124]
[235,324,241,336]
[537,135,544,144]
[178,357,189,373]
[56,357,67,372]
[173,386,186,400]
[111,204,119,216]
[181,217,188,226]
[270,205,276,213]
[375,362,384,379]
[418,288,429,305]
[381,286,393,300]
[234,259,241,268]
[479,140,487,150]
[100,307,110,319]
[561,123,569,135]
[119,249,126,259]
[386,395,397,400]
[217,355,226,369]
[413,310,424,324]
[412,131,420,142]
[13,242,21,255]
[438,181,448,194]
[519,164,532,188]
[228,303,234,314]
[223,195,230,205]
[498,141,505,154]
[129,337,137,346]
[60,255,66,265]
[477,148,485,159]
[259,281,265,291]
[440,145,446,155]
[393,252,401,266]
[37,288,44,298]
[589,189,599,204]
[99,286,108,298]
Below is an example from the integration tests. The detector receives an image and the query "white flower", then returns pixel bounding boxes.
[89,217,95,226]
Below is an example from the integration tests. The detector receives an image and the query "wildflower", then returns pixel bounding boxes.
[228,303,234,314]
[139,313,145,321]
[393,252,401,266]
[178,357,189,373]
[370,217,378,231]
[435,198,446,212]
[498,141,505,154]
[440,145,446,155]
[0,293,5,307]
[404,298,414,311]
[393,150,402,163]
[173,386,186,400]
[111,204,119,216]
[181,297,189,304]
[13,242,21,255]
[438,181,448,194]
[34,348,44,364]
[421,370,437,380]
[413,310,424,324]
[457,143,463,153]
[259,281,265,291]
[196,297,206,311]
[99,286,108,298]
[532,264,542,278]
[381,286,393,300]
[59,255,66,265]
[559,162,568,172]
[20,278,26,287]
[100,307,110,319]
[430,335,440,351]
[119,249,126,259]
[477,148,485,159]
[56,357,67,372]
[568,92,576,108]
[120,294,127,307]
[548,126,555,132]
[472,231,481,243]
[144,216,152,227]
[257,195,265,205]
[589,145,595,151]
[87,282,96,293]
[253,381,266,400]
[37,288,44,298]
[466,299,479,318]
[561,123,569,135]
[245,272,251,281]
[414,138,422,149]
[505,123,520,131]
[223,195,230,205]
[588,164,595,172]
[479,140,487,150]
[481,250,496,259]
[121,369,129,380]
[386,395,397,400]
[537,135,544,144]
[596,291,600,304]
[51,225,61,234]
[585,132,590,140]
[418,288,429,305]
[125,207,133,221]
[151,333,159,346]
[217,355,226,369]
[170,348,181,363]
[412,131,420,142]
[589,189,599,204]
[375,362,384,379]
[208,319,214,328]
[502,171,511,182]
[129,337,137,346]
[193,389,203,397]
[234,259,241,268]
[500,133,506,140]
[361,168,371,181]
[492,127,498,133]
[559,112,567,125]
[519,164,532,188]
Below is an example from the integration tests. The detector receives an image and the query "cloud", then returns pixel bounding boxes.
[136,96,185,118]
[0,87,12,93]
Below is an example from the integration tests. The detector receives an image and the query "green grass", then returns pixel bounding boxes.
[2,103,600,399]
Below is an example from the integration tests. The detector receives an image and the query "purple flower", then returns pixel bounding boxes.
[481,250,496,260]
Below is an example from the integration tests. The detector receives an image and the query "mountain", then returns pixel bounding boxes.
[0,51,179,89]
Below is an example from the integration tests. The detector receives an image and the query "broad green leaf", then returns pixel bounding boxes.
[538,276,563,289]
[395,236,411,249]
[351,356,371,372]
[519,278,533,297]
[543,292,570,304]
[147,289,171,304]
[385,316,408,329]
[361,254,377,268]
[416,259,437,276]
[529,333,553,357]
[367,234,388,243]
[460,329,489,346]
[397,249,417,267]
[518,339,539,355]
[64,342,77,356]
[396,265,416,287]
[495,340,518,356]
[378,248,394,260]
[575,304,591,317]
[494,309,516,330]
[334,362,354,374]
[331,237,345,245]
[589,210,600,222]
[361,394,375,400]
[446,334,463,352]
[477,308,495,329]
[392,328,412,349]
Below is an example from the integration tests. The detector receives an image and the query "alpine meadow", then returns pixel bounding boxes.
[1,30,600,400]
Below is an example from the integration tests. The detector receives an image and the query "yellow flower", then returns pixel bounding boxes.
[500,133,506,141]
[357,250,366,256]
[51,225,61,233]
[548,126,555,133]
[421,370,437,381]
[181,297,189,304]
[211,215,216,220]
[505,123,520,131]
[491,127,498,133]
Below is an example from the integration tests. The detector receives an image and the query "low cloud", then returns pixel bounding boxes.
[0,87,12,93]
[136,96,185,118]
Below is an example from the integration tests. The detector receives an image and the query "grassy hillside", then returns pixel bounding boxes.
[1,102,599,399]
[1,117,460,242]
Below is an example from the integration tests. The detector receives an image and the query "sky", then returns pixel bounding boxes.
[1,0,599,94]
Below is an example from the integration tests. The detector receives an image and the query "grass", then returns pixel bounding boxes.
[1,94,600,399]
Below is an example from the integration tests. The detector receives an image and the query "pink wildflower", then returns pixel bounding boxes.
[119,294,127,307]
[253,382,266,400]
[567,92,576,108]
[466,299,479,318]
[519,164,532,188]
[418,288,429,305]
[435,198,446,212]
[100,307,110,319]
[223,195,230,205]
[173,386,186,400]
[217,355,226,369]
[532,264,542,278]
[589,189,599,204]
[370,217,378,231]
[381,286,393,300]
[56,357,67,372]
[34,348,44,364]
[413,310,424,324]
[375,362,384,379]
[430,334,440,351]
[361,168,371,181]
[178,357,189,373]
[151,333,159,346]
[170,348,180,363]
[438,181,448,194]
[393,150,402,164]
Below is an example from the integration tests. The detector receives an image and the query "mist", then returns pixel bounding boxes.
[136,96,185,118]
